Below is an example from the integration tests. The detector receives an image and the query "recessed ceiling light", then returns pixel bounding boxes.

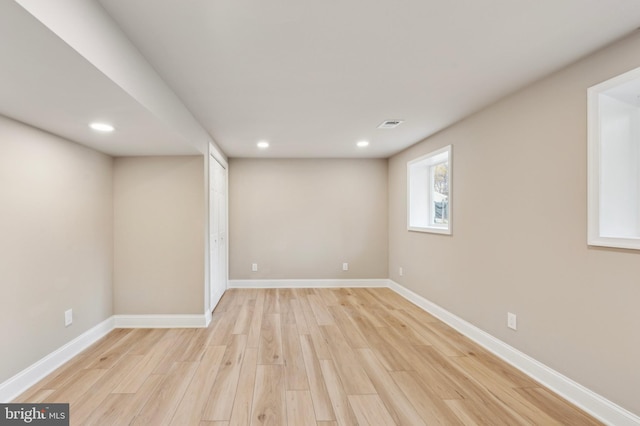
[357,140,370,148]
[89,122,114,132]
[257,141,269,149]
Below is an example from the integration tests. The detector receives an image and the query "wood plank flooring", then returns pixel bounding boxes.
[14,288,602,425]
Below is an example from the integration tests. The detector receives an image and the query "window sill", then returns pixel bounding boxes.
[408,225,452,235]
[588,236,640,251]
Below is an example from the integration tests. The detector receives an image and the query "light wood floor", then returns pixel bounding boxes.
[15,288,602,425]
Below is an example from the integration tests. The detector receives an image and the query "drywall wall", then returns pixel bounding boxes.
[229,158,388,279]
[113,156,205,314]
[0,115,113,383]
[388,31,640,415]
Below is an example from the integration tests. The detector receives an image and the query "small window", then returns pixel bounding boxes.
[588,66,640,250]
[407,145,452,234]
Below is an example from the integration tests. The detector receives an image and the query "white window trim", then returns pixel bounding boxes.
[407,145,452,235]
[587,66,640,250]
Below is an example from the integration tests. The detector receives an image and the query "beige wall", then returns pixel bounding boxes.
[113,156,205,314]
[229,158,388,279]
[389,31,640,415]
[0,115,113,383]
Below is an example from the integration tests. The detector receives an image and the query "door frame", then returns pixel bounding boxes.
[205,143,229,318]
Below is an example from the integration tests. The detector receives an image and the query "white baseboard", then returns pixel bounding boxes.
[228,278,388,289]
[387,280,640,426]
[0,309,213,402]
[0,316,114,403]
[113,314,209,328]
[4,280,637,425]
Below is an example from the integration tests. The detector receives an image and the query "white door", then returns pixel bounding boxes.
[209,156,227,310]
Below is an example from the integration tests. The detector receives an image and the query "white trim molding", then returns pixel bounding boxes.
[0,311,212,402]
[3,280,639,425]
[0,316,114,403]
[210,287,225,314]
[587,65,640,251]
[387,280,640,426]
[113,314,210,328]
[228,279,389,289]
[407,144,452,235]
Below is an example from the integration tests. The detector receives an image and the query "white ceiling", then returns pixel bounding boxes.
[3,0,640,158]
[0,1,199,157]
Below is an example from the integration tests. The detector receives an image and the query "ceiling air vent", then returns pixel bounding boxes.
[377,119,404,129]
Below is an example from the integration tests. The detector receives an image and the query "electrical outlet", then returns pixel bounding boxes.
[252,263,258,272]
[65,309,73,327]
[342,262,349,271]
[507,312,517,330]
[399,267,403,276]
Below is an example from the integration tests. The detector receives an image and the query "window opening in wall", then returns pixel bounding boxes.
[407,145,452,234]
[588,66,640,250]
